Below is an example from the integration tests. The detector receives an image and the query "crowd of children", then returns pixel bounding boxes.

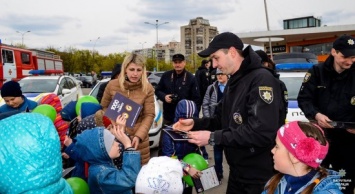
[0,83,344,194]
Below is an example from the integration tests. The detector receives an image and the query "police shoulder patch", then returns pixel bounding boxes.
[303,72,311,83]
[259,86,273,104]
[351,96,355,105]
[233,112,243,124]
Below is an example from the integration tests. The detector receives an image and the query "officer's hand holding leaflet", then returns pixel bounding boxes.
[315,112,334,128]
[187,131,211,147]
[316,112,355,134]
[172,118,194,132]
[173,119,211,147]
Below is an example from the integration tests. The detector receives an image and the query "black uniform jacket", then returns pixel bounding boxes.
[298,55,355,122]
[193,46,283,183]
[195,66,210,103]
[155,69,200,122]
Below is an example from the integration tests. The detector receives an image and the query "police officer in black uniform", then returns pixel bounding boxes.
[173,32,284,194]
[297,35,355,194]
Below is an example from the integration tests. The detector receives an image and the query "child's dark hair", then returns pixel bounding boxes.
[265,121,329,194]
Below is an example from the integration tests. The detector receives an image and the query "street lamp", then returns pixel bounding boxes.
[144,20,169,71]
[90,37,100,71]
[90,37,100,54]
[16,30,31,45]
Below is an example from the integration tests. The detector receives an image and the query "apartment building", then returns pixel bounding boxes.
[180,17,218,62]
[134,17,218,65]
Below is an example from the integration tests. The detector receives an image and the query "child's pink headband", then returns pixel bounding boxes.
[277,121,329,168]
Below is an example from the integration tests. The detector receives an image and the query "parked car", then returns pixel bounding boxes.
[0,75,83,108]
[278,71,308,122]
[147,71,165,89]
[89,78,163,148]
[276,59,316,123]
[76,76,94,88]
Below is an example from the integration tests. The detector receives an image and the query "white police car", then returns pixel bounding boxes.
[89,78,163,149]
[277,63,314,123]
[0,73,82,107]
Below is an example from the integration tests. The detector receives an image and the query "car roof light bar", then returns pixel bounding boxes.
[275,63,314,71]
[29,70,64,75]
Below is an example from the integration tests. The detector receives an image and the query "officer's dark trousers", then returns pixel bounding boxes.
[226,168,265,194]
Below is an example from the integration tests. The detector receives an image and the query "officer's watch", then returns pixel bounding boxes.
[208,132,215,146]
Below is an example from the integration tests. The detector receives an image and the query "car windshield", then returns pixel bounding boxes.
[279,77,303,100]
[19,79,57,93]
[90,81,105,98]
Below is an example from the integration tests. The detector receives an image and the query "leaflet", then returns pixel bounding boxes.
[193,166,221,193]
[104,92,142,128]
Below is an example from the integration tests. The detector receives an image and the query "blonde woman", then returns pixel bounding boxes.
[101,53,155,165]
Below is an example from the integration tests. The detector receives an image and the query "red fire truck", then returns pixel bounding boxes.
[0,43,63,88]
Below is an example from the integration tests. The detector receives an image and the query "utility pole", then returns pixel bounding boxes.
[264,0,273,60]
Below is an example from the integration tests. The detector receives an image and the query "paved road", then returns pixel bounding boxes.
[82,88,229,193]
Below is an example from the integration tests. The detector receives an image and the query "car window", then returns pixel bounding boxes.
[58,80,64,94]
[58,79,66,95]
[279,76,303,100]
[63,79,70,89]
[65,77,75,89]
[19,79,57,93]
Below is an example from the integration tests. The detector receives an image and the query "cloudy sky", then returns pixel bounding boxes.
[1,0,355,55]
